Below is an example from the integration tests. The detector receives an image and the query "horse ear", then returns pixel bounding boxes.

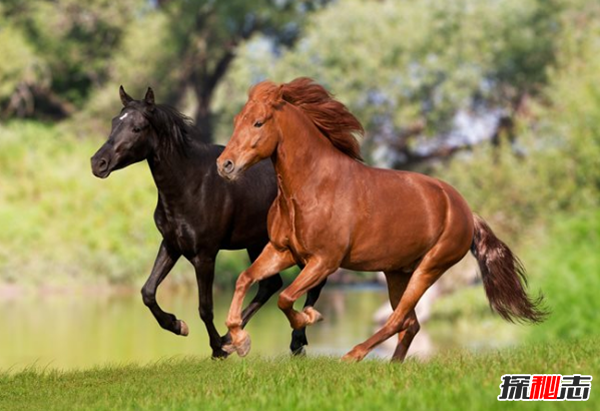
[271,84,284,107]
[119,85,133,106]
[144,87,155,106]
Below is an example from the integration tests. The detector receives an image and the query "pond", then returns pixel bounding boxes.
[1,286,399,371]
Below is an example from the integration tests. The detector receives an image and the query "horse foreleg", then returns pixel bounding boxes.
[290,276,328,355]
[192,254,228,358]
[240,245,285,327]
[278,259,337,330]
[141,240,184,335]
[221,246,284,347]
[224,243,295,357]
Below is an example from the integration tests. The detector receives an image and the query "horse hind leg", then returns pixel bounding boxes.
[382,271,420,362]
[342,265,444,362]
[391,310,420,362]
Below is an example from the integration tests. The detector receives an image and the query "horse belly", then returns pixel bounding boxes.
[342,174,449,272]
[342,217,434,272]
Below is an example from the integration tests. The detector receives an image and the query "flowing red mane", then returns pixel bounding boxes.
[250,78,364,161]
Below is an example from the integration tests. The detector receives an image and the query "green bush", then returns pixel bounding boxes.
[0,121,252,287]
[526,211,600,342]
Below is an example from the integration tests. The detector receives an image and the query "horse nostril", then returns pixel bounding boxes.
[223,159,235,174]
[98,158,108,171]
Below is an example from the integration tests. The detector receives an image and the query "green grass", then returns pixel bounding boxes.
[1,338,598,411]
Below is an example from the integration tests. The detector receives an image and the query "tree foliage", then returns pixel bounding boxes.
[219,0,583,167]
[0,0,142,117]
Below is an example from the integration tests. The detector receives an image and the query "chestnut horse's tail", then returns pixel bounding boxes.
[470,215,547,323]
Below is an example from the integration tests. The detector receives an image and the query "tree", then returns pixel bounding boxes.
[219,0,573,168]
[0,0,142,119]
[80,0,330,142]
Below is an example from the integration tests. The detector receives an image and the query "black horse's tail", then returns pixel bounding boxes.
[470,215,548,323]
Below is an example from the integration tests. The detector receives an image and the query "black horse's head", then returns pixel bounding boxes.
[91,86,156,178]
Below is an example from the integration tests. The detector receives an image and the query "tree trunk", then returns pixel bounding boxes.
[193,93,213,144]
[190,50,235,144]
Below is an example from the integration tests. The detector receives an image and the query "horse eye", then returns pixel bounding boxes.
[254,121,263,128]
[133,127,141,133]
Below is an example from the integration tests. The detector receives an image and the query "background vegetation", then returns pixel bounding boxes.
[1,0,599,346]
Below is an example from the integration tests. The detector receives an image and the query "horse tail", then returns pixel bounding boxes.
[470,215,548,323]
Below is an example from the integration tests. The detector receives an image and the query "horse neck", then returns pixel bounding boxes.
[147,138,208,204]
[272,103,344,197]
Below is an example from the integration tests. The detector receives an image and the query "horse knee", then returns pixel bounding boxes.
[277,291,294,311]
[141,286,155,307]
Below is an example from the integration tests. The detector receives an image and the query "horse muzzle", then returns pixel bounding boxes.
[217,158,239,181]
[90,154,112,179]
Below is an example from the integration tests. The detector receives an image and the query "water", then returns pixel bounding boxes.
[0,287,389,371]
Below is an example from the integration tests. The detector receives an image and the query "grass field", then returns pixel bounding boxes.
[1,338,597,411]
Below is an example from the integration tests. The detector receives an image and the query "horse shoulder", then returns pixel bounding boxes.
[267,191,292,249]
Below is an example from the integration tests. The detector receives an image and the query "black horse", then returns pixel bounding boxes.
[90,86,325,357]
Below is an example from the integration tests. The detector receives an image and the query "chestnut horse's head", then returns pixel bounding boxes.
[217,81,284,181]
[217,78,364,181]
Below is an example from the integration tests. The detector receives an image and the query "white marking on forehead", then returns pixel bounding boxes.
[119,113,129,121]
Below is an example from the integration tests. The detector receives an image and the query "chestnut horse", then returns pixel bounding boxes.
[216,78,546,361]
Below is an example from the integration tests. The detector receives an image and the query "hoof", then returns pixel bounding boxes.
[178,320,189,336]
[291,346,306,357]
[341,353,359,363]
[341,347,366,362]
[211,348,229,359]
[235,330,252,357]
[222,343,236,355]
[222,330,251,357]
[303,307,323,325]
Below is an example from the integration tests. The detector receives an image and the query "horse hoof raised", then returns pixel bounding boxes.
[235,330,252,357]
[221,330,251,357]
[303,306,323,325]
[178,320,189,336]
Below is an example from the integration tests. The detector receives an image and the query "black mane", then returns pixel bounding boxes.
[143,104,204,155]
